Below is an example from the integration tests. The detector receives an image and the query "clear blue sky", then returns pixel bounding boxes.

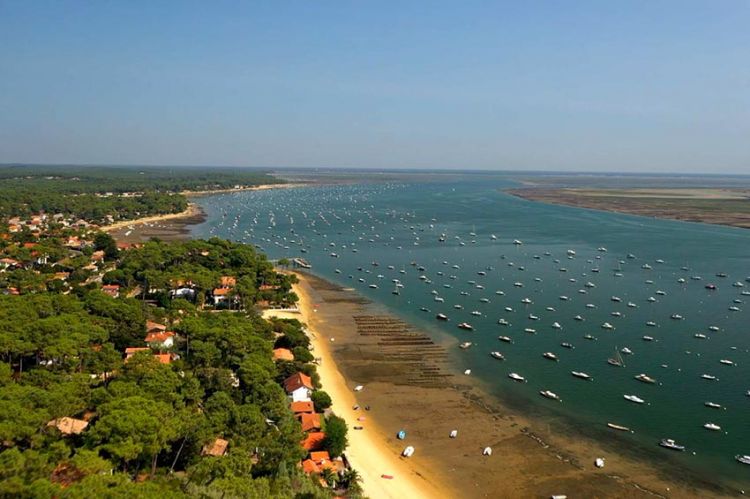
[1,1,748,173]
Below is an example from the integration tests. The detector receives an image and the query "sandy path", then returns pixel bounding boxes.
[263,278,447,499]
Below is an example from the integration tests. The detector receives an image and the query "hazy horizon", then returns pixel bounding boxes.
[1,2,748,173]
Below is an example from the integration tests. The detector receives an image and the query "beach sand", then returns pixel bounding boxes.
[267,272,738,499]
[102,203,206,243]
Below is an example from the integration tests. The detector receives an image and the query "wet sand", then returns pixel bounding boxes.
[282,271,738,499]
[104,203,207,243]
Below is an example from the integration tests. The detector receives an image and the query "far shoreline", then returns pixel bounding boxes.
[506,187,750,230]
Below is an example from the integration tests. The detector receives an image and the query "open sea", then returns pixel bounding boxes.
[191,173,750,489]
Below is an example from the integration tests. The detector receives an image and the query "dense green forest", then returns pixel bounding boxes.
[0,235,352,498]
[0,165,282,221]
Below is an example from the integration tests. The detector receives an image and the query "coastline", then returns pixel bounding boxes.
[102,202,207,243]
[506,188,750,230]
[268,271,738,499]
[181,182,309,197]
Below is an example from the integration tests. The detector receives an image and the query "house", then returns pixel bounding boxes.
[124,347,150,360]
[212,287,232,305]
[290,401,315,415]
[299,413,321,432]
[301,431,326,451]
[301,451,344,475]
[47,417,89,436]
[153,353,172,365]
[273,348,294,362]
[144,331,175,349]
[91,250,105,262]
[201,438,229,457]
[101,284,120,298]
[53,272,70,281]
[283,372,313,402]
[169,286,196,299]
[146,320,167,333]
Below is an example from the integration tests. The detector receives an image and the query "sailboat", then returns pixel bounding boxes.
[608,347,625,367]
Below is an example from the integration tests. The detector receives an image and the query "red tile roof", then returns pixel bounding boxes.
[301,431,326,451]
[283,372,313,393]
[144,331,175,343]
[290,401,315,414]
[273,348,294,361]
[299,413,322,432]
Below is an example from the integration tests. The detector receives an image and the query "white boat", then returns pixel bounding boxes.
[595,457,605,468]
[627,302,637,308]
[540,390,561,401]
[498,319,509,326]
[635,373,656,384]
[611,296,622,302]
[703,423,721,431]
[521,297,532,304]
[490,351,505,360]
[621,347,633,355]
[646,321,657,327]
[551,322,562,329]
[571,371,592,381]
[508,372,527,383]
[670,314,683,320]
[601,322,614,330]
[402,445,415,457]
[561,342,574,349]
[624,394,645,404]
[459,342,473,350]
[694,333,707,339]
[524,328,536,334]
[482,446,492,456]
[607,423,631,432]
[704,401,722,409]
[457,322,474,331]
[736,455,750,465]
[659,439,685,451]
[513,239,523,245]
[719,359,735,366]
[498,336,512,343]
[574,315,584,321]
[449,430,458,438]
[436,313,448,321]
[543,352,559,361]
[642,336,655,341]
[701,374,718,381]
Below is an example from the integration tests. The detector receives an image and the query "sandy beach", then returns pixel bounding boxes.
[266,272,739,499]
[103,203,207,243]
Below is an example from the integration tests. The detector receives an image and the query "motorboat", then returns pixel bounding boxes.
[498,319,510,326]
[402,446,415,457]
[635,373,656,384]
[703,423,721,431]
[508,372,527,382]
[620,347,633,355]
[561,342,574,349]
[490,351,505,360]
[719,359,735,366]
[543,352,559,361]
[736,455,750,465]
[607,423,631,432]
[457,322,474,331]
[436,313,448,321]
[498,335,512,343]
[459,342,473,350]
[659,439,685,451]
[642,336,655,341]
[524,328,537,334]
[571,371,592,381]
[540,390,561,401]
[601,322,614,330]
[701,374,718,381]
[551,322,562,329]
[704,402,722,409]
[624,394,645,404]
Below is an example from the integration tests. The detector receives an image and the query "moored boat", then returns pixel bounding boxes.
[607,422,631,432]
[659,439,685,451]
[490,351,505,360]
[635,373,656,384]
[571,371,592,381]
[624,394,645,404]
[540,390,561,401]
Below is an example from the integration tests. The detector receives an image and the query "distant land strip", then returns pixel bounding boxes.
[506,187,750,229]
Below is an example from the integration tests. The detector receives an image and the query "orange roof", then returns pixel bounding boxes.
[153,353,172,364]
[309,451,331,464]
[301,431,326,451]
[220,276,236,287]
[146,320,167,333]
[301,459,320,474]
[125,347,149,358]
[299,413,321,432]
[283,372,313,393]
[201,438,229,457]
[273,348,294,361]
[213,287,231,296]
[290,401,315,414]
[144,331,175,343]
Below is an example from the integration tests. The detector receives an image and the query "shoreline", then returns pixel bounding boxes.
[506,188,750,230]
[268,271,739,498]
[181,182,309,197]
[101,202,204,234]
[264,274,449,499]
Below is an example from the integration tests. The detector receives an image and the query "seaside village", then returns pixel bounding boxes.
[0,211,361,496]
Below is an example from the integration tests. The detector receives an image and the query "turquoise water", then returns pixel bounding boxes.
[191,176,750,488]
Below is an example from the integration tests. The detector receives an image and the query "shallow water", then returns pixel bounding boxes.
[191,175,750,488]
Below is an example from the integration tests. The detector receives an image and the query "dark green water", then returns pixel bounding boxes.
[191,175,750,489]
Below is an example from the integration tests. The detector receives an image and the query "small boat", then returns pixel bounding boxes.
[574,315,584,321]
[449,429,458,438]
[571,371,592,381]
[561,342,574,349]
[436,313,448,321]
[490,351,505,360]
[624,394,645,404]
[701,374,718,381]
[601,322,614,330]
[397,430,407,439]
[627,302,637,308]
[608,349,625,367]
[471,310,482,316]
[543,352,559,361]
[670,314,683,320]
[704,402,722,409]
[705,284,717,290]
[595,457,605,468]
[498,336,513,343]
[635,373,656,384]
[708,326,720,332]
[459,342,473,350]
[457,322,474,331]
[521,297,532,304]
[646,321,657,327]
[621,347,633,355]
[381,474,394,479]
[508,372,527,383]
[659,439,685,451]
[584,334,596,341]
[524,328,536,334]
[402,446,415,457]
[719,359,735,366]
[540,390,561,401]
[729,306,740,312]
[703,423,721,431]
[694,333,707,339]
[483,446,492,456]
[736,455,750,465]
[498,319,509,326]
[642,336,655,342]
[607,423,631,432]
[551,322,562,329]
[611,296,622,302]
